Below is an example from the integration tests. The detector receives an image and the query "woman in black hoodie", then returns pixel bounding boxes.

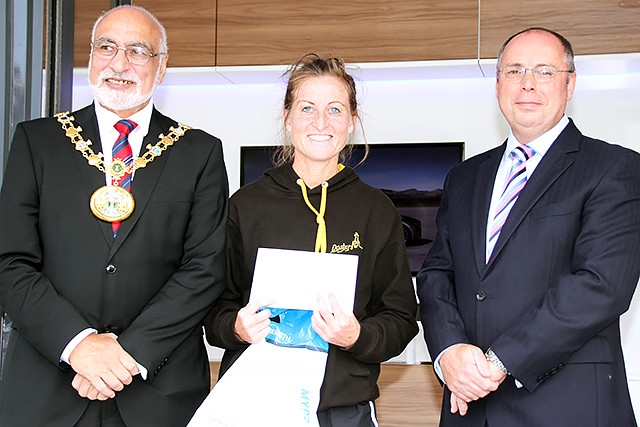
[205,53,418,426]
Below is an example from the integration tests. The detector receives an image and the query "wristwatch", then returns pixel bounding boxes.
[485,348,509,374]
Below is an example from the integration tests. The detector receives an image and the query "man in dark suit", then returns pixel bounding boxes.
[417,27,640,426]
[0,5,228,426]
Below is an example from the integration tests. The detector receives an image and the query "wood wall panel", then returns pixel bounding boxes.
[72,1,640,68]
[375,363,442,426]
[480,0,640,59]
[134,0,217,67]
[216,0,478,66]
[73,0,217,68]
[73,0,110,68]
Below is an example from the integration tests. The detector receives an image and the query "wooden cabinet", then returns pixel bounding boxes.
[215,0,478,66]
[72,1,640,68]
[479,0,640,59]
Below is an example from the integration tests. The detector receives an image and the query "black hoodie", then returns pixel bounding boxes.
[205,162,418,411]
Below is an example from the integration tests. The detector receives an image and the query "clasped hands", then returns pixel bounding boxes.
[440,344,507,416]
[69,333,139,401]
[234,293,360,350]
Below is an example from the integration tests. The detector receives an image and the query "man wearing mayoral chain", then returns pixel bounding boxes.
[0,5,228,426]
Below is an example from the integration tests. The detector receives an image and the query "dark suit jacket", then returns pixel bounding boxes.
[0,104,228,426]
[418,120,640,427]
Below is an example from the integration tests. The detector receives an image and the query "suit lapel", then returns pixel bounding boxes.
[485,122,581,271]
[472,144,506,277]
[69,105,116,245]
[110,109,176,255]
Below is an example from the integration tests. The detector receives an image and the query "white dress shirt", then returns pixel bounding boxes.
[95,100,153,185]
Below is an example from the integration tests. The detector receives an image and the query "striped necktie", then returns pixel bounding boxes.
[111,119,137,237]
[486,144,535,263]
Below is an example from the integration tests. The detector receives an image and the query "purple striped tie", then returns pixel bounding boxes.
[111,119,137,237]
[486,144,535,262]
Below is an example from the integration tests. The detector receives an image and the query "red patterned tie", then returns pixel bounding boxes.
[111,119,137,237]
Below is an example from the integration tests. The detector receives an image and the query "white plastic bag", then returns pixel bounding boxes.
[187,341,327,427]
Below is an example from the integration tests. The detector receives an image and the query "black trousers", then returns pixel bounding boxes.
[74,400,127,427]
[317,401,378,427]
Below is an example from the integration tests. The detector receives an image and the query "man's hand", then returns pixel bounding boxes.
[68,333,139,399]
[449,362,507,416]
[450,393,469,416]
[71,374,114,401]
[440,344,504,414]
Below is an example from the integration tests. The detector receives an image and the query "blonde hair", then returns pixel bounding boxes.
[275,53,367,166]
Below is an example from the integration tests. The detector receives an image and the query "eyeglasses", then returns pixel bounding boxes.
[498,65,574,82]
[91,41,164,66]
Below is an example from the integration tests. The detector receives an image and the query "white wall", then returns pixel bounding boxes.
[72,53,640,411]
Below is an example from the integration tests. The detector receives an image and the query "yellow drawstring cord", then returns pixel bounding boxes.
[297,179,328,253]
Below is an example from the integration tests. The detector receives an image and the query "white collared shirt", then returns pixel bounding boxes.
[485,115,570,252]
[94,100,154,185]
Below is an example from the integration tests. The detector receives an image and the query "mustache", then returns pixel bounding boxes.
[98,69,140,85]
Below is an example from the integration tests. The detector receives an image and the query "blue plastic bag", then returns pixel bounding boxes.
[263,307,328,353]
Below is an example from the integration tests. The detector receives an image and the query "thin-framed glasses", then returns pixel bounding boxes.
[498,65,574,82]
[91,41,164,66]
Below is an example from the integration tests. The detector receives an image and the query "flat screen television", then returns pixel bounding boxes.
[240,142,464,274]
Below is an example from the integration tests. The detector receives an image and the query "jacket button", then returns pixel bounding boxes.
[476,291,486,301]
[106,264,117,274]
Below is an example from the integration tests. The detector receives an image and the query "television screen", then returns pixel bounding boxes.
[240,142,464,274]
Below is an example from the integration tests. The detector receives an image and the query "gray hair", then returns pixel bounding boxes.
[91,5,168,54]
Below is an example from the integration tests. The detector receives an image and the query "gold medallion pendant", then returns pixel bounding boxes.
[56,112,191,223]
[90,185,135,222]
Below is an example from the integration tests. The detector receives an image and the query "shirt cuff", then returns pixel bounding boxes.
[137,363,148,380]
[60,328,97,364]
[433,344,462,384]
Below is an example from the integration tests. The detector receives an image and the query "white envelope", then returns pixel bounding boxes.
[249,247,359,313]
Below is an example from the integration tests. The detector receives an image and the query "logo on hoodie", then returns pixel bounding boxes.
[330,232,363,254]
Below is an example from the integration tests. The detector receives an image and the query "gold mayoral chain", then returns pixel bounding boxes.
[55,112,192,222]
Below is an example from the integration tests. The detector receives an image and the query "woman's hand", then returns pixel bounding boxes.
[234,299,274,344]
[312,293,360,349]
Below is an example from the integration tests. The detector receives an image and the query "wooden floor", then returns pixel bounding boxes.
[209,361,442,426]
